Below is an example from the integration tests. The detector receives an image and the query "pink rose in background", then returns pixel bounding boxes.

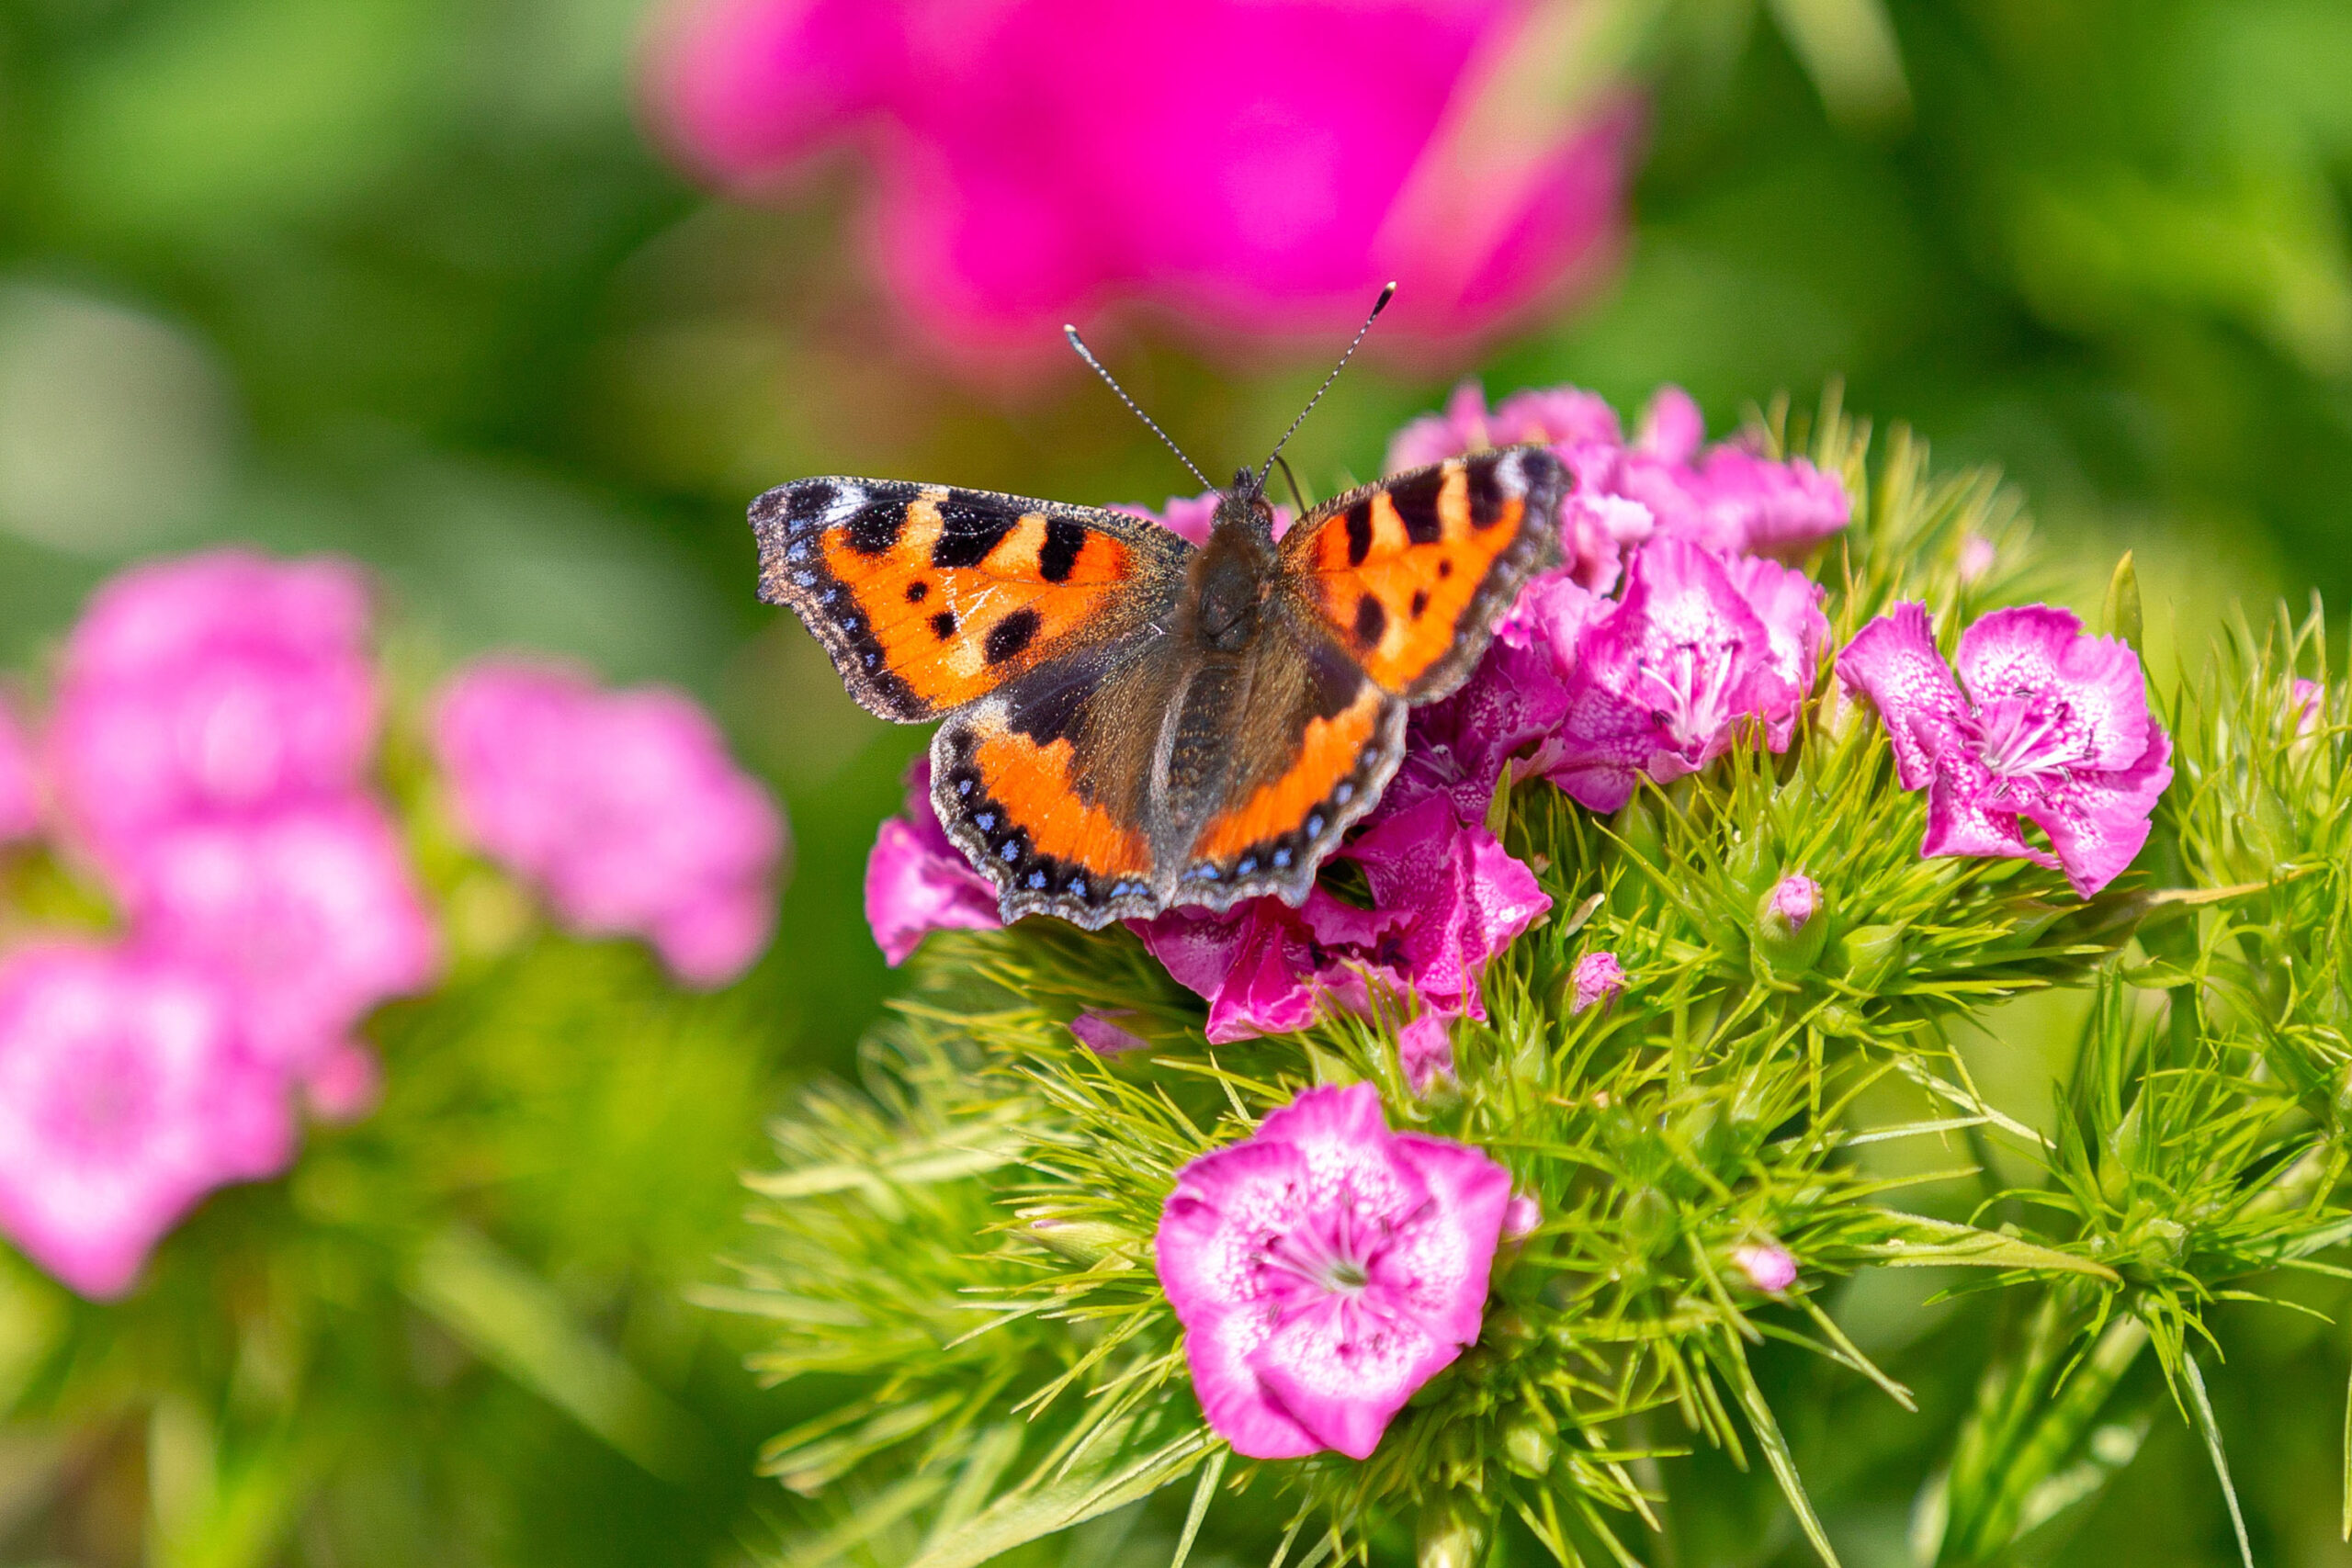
[1155,1083,1511,1459]
[0,945,292,1298]
[1837,604,2173,897]
[46,552,379,866]
[434,660,788,987]
[117,801,441,1075]
[865,756,1003,966]
[647,0,1637,360]
[0,694,38,843]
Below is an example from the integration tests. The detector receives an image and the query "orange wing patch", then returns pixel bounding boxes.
[1283,446,1564,702]
[753,479,1180,722]
[966,722,1150,879]
[1191,686,1386,863]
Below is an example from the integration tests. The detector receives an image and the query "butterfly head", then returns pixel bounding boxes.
[1214,465,1278,542]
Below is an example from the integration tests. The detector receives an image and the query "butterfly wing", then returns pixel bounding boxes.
[752,478,1189,722]
[1276,446,1566,701]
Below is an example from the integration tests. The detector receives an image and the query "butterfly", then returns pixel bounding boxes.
[750,297,1566,931]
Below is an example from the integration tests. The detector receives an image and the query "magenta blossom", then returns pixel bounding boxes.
[648,0,1635,359]
[1134,797,1546,1043]
[1546,538,1826,812]
[1155,1083,1511,1460]
[46,551,378,863]
[1396,1012,1454,1094]
[1837,604,2173,897]
[865,756,1003,966]
[0,944,293,1298]
[434,660,786,986]
[0,694,37,843]
[118,800,441,1075]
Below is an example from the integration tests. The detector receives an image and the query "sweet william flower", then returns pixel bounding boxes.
[648,0,1636,358]
[1837,604,2173,897]
[117,799,442,1076]
[0,944,292,1298]
[865,756,1002,966]
[434,660,787,986]
[1734,1241,1798,1293]
[46,551,378,863]
[1546,538,1826,813]
[1155,1083,1512,1460]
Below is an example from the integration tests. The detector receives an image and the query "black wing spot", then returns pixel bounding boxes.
[1352,592,1386,649]
[781,481,837,533]
[933,498,1019,568]
[1038,516,1088,582]
[1467,456,1510,528]
[905,581,930,604]
[1343,500,1374,567]
[842,499,907,556]
[985,607,1043,664]
[930,610,958,641]
[1437,558,1454,580]
[1410,589,1430,620]
[1387,468,1446,544]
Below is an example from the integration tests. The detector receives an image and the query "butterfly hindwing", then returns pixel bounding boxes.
[1278,446,1566,701]
[752,478,1189,721]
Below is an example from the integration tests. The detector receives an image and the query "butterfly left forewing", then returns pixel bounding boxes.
[1277,446,1565,702]
[752,478,1188,722]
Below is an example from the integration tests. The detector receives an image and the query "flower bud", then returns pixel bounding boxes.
[1417,1493,1490,1568]
[1754,873,1827,973]
[1733,1241,1798,1292]
[1571,950,1625,1014]
[1835,923,1905,989]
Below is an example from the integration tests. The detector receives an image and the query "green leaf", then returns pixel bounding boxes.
[1836,1212,2120,1281]
[1170,1446,1227,1568]
[402,1224,706,1481]
[1712,1336,1842,1568]
[902,1415,1213,1568]
[2180,1355,2255,1568]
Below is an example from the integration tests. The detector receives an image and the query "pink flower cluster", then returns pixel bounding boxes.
[0,554,787,1299]
[432,662,787,987]
[2,552,439,1295]
[646,0,1637,361]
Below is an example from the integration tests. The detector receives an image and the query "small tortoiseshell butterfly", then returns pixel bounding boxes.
[751,290,1566,929]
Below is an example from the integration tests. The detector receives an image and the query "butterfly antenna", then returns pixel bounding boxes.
[1257,281,1395,489]
[1063,324,1215,493]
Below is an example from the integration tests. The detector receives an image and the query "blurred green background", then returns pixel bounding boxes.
[0,0,2347,1562]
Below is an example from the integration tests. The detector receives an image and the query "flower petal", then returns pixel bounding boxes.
[1836,603,1972,791]
[1955,606,2152,773]
[1250,1293,1456,1460]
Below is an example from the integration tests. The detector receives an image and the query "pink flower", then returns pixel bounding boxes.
[1765,874,1819,935]
[647,0,1636,359]
[1503,1193,1542,1240]
[1733,1241,1798,1293]
[2291,678,2324,739]
[1396,1012,1454,1094]
[0,944,292,1298]
[1617,445,1850,558]
[1112,493,1291,548]
[1545,538,1826,813]
[434,660,786,986]
[46,552,379,862]
[1836,604,2174,897]
[1958,535,1997,584]
[1133,797,1547,1043]
[865,756,1002,966]
[1155,1083,1511,1460]
[1570,950,1623,1014]
[0,694,38,844]
[116,800,441,1075]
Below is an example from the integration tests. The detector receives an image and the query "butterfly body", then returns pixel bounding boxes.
[752,446,1565,929]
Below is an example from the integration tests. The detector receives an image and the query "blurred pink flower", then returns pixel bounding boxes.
[1069,1009,1150,1056]
[1396,1011,1454,1093]
[647,0,1638,358]
[118,800,441,1074]
[1837,604,2173,897]
[0,944,292,1298]
[2290,678,2324,739]
[0,694,38,843]
[433,660,787,987]
[1155,1082,1511,1460]
[865,756,1002,965]
[46,552,379,863]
